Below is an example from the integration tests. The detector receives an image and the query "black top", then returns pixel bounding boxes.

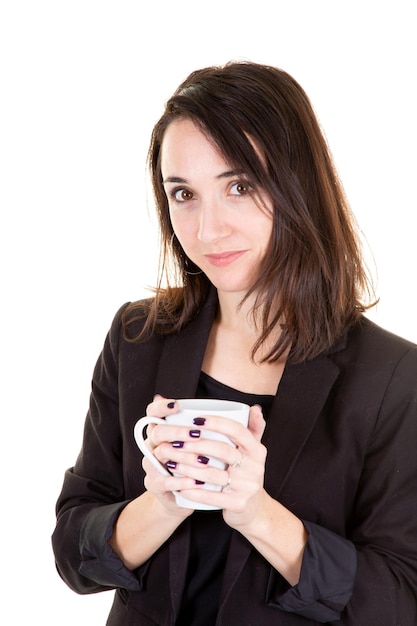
[176,372,275,625]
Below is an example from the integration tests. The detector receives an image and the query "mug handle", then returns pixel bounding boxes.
[134,416,171,476]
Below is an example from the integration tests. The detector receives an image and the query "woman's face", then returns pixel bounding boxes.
[160,119,274,299]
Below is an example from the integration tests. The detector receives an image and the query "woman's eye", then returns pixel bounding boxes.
[171,188,194,202]
[230,181,252,196]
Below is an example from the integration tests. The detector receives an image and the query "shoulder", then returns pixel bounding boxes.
[332,316,417,395]
[96,299,156,364]
[108,288,218,345]
[115,287,218,341]
[346,316,417,361]
[114,297,155,340]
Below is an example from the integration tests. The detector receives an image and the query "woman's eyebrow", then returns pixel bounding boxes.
[163,170,242,185]
[216,170,241,179]
[163,176,186,184]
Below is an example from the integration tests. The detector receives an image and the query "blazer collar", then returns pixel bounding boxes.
[155,287,347,401]
[156,288,343,496]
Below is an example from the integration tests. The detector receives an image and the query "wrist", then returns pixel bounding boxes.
[235,493,307,586]
[232,490,274,534]
[151,490,194,522]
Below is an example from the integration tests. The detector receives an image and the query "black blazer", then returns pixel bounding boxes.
[52,291,417,625]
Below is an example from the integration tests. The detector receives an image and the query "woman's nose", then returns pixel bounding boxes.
[197,198,231,243]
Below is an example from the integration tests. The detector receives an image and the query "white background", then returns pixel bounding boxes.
[1,1,416,623]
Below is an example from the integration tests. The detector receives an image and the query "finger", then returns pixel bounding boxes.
[155,438,242,470]
[184,413,256,451]
[146,395,179,418]
[247,404,266,442]
[142,456,199,493]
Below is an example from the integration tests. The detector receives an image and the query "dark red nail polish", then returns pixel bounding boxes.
[189,430,201,438]
[197,455,209,464]
[195,480,205,485]
[193,417,206,426]
[172,441,184,448]
[166,460,177,470]
[167,401,176,409]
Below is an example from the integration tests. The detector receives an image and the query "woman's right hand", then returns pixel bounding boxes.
[108,396,194,569]
[141,395,195,517]
[142,456,194,517]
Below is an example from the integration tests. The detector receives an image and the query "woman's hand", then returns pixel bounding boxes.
[158,403,268,526]
[219,403,268,529]
[141,395,196,518]
[145,397,268,527]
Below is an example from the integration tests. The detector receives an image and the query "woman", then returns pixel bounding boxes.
[52,62,417,624]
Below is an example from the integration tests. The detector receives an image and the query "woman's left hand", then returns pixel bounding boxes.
[222,403,268,530]
[173,403,269,529]
[152,400,307,584]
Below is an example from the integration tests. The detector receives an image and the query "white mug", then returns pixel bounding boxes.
[134,398,250,510]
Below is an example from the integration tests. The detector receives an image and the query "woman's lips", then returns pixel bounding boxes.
[204,250,248,267]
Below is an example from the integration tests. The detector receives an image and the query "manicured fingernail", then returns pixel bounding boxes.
[193,417,206,425]
[197,455,209,465]
[189,430,201,438]
[195,480,205,485]
[172,441,184,448]
[166,460,177,469]
[167,401,176,409]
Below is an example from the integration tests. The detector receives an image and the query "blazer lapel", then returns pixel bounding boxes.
[263,353,341,497]
[219,351,341,609]
[154,289,218,399]
[153,290,218,619]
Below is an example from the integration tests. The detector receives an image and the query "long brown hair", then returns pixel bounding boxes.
[123,61,375,362]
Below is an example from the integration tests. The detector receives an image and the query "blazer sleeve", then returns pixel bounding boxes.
[272,344,417,623]
[51,305,147,593]
[342,344,417,624]
[267,521,357,621]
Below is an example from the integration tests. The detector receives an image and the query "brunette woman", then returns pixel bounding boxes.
[53,62,417,625]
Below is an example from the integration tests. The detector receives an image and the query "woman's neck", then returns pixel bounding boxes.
[216,290,260,336]
[215,290,283,350]
[200,290,287,395]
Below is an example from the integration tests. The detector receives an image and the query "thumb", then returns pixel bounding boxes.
[248,404,266,442]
